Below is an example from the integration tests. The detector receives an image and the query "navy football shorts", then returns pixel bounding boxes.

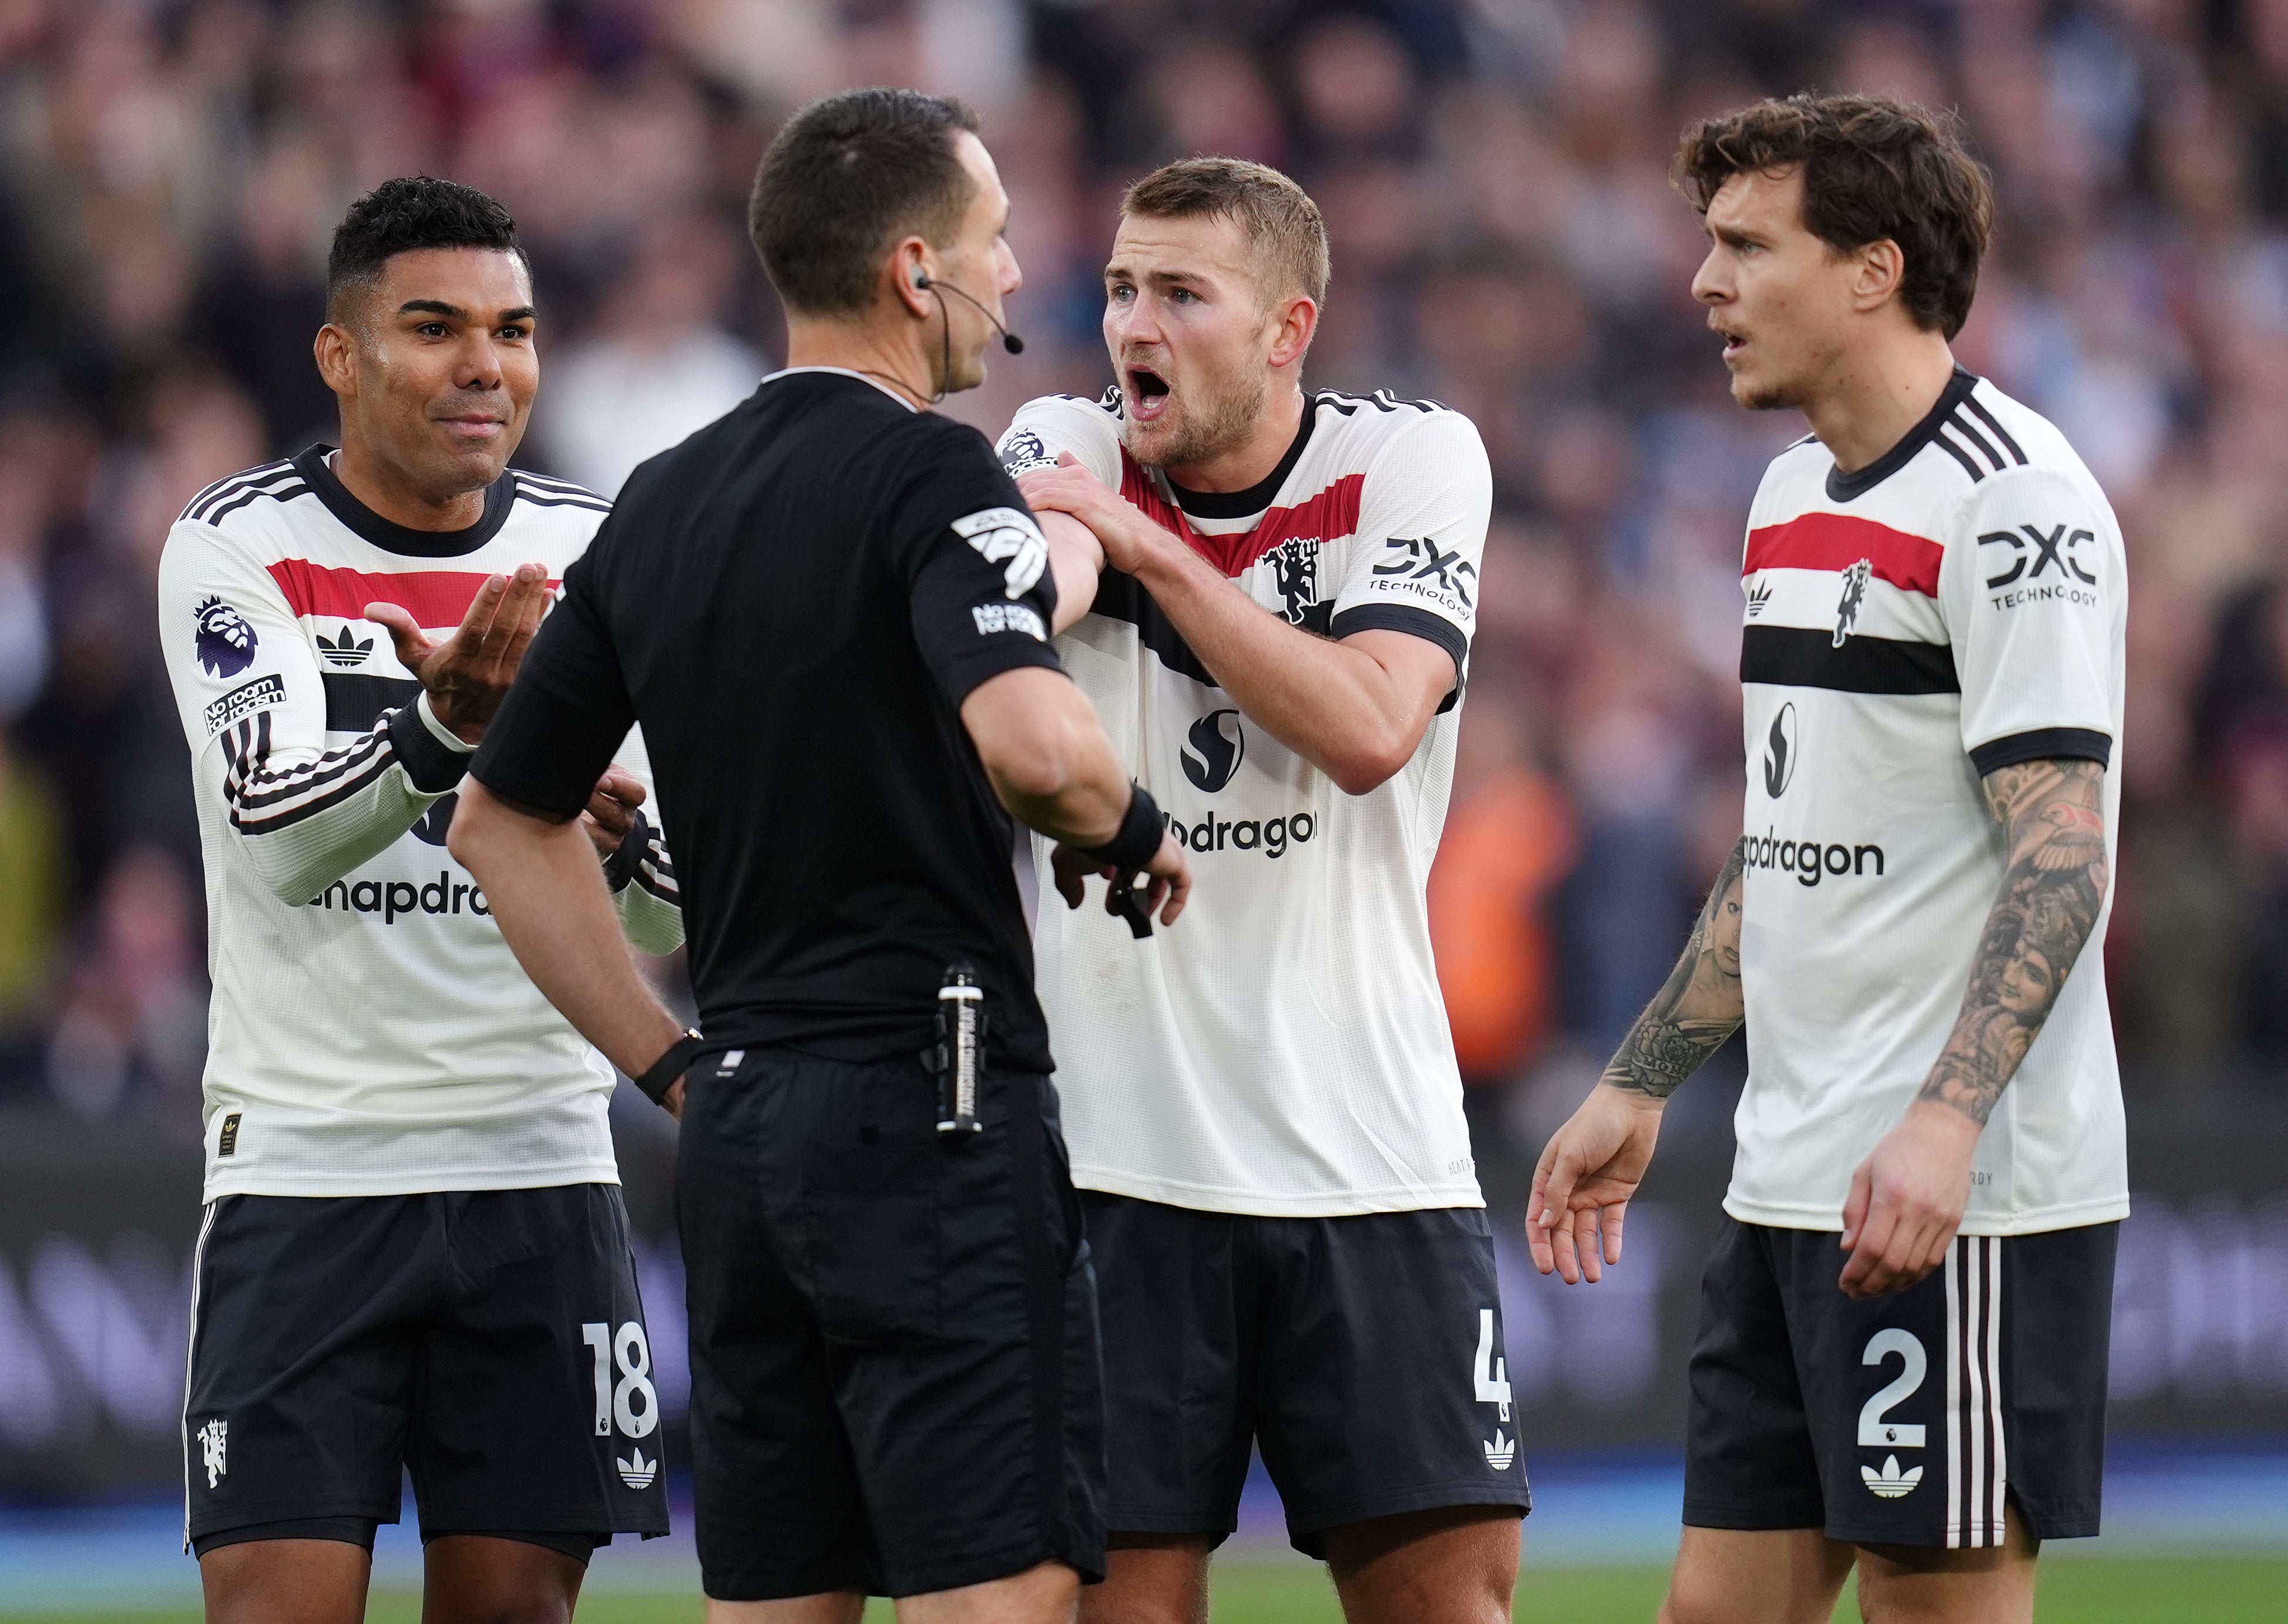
[1082,1192,1532,1557]
[1684,1217,2118,1549]
[182,1183,668,1558]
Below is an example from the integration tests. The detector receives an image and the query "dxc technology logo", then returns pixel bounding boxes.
[1763,703,1798,799]
[1181,709,1245,793]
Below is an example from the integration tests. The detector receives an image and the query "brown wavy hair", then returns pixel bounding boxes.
[1676,94,1993,339]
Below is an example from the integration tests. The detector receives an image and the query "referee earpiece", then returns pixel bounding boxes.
[911,271,1026,355]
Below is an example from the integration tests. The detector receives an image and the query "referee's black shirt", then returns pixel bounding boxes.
[472,368,1067,1072]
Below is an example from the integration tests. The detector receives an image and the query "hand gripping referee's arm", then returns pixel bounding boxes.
[1528,840,1749,1285]
[156,516,553,905]
[913,468,1188,921]
[1839,465,2121,1300]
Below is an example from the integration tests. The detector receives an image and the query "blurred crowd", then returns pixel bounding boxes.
[2,0,2286,1138]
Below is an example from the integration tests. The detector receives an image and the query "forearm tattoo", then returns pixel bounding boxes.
[1601,839,1749,1099]
[1918,758,2108,1126]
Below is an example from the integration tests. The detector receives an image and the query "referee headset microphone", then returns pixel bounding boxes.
[915,272,1025,354]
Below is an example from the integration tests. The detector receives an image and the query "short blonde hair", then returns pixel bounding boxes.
[1121,157,1330,309]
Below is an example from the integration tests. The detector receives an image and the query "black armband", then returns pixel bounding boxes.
[1077,785,1164,873]
[634,1028,705,1105]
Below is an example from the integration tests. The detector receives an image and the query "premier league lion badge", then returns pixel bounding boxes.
[194,596,258,678]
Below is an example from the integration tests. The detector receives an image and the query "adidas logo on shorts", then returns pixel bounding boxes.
[617,1447,657,1490]
[1862,1454,1923,1498]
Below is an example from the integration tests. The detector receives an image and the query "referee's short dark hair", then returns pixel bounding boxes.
[748,88,982,318]
[327,176,528,325]
[1676,94,1993,340]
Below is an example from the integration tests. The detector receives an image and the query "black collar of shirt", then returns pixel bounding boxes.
[295,443,515,557]
[1165,397,1318,520]
[1824,365,1980,503]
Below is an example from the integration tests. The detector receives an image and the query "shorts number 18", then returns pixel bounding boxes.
[581,1321,660,1439]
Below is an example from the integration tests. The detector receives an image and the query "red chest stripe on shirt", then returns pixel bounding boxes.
[1744,513,1944,597]
[1117,455,1364,578]
[266,560,559,628]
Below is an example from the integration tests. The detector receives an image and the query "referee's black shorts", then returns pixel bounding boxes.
[678,1048,1106,1601]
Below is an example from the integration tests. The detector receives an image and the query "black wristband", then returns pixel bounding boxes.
[602,809,651,893]
[634,1028,704,1105]
[1079,785,1163,872]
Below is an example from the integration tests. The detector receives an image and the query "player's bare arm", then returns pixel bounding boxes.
[1838,756,2108,1299]
[1528,838,1746,1285]
[1019,455,1454,794]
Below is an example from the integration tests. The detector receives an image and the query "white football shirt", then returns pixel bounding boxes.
[158,447,683,1201]
[1729,369,2128,1236]
[1000,388,1491,1217]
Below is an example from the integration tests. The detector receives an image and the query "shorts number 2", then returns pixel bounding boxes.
[1859,1327,1928,1448]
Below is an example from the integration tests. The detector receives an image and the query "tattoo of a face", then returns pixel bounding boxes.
[1918,758,2108,1125]
[1602,838,1749,1098]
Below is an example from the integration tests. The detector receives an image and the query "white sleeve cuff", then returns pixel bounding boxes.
[416,691,479,755]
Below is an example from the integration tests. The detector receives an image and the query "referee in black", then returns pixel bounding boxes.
[449,89,1189,1621]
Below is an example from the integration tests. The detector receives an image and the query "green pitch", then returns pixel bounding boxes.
[18,1555,2286,1623]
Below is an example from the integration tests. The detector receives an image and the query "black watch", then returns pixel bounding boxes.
[634,1028,705,1105]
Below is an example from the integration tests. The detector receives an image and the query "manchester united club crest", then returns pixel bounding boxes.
[1266,536,1328,632]
[1833,558,1872,648]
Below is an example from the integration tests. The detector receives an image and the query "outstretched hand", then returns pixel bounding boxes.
[1051,832,1192,928]
[366,562,552,744]
[1528,1085,1665,1283]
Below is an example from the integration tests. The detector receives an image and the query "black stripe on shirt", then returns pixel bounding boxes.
[324,673,422,731]
[1947,411,2006,473]
[184,461,291,523]
[514,470,607,497]
[206,480,311,524]
[1328,603,1469,712]
[231,746,398,835]
[1741,626,1961,694]
[1960,395,2028,466]
[231,730,388,811]
[1933,429,1985,483]
[1090,570,1217,687]
[1967,727,2112,775]
[514,487,613,513]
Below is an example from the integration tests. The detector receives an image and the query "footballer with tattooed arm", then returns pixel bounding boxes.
[1530,96,2128,1624]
